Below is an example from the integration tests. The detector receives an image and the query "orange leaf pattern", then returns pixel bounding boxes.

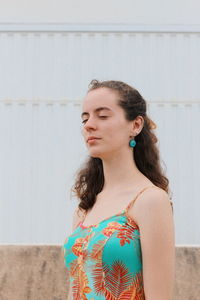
[63,213,145,299]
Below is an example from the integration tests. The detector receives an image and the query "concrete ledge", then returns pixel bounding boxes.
[174,246,200,299]
[0,245,199,299]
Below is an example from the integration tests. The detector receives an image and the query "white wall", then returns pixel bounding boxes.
[0,28,200,101]
[0,25,200,246]
[0,0,200,24]
[0,99,199,245]
[0,1,199,245]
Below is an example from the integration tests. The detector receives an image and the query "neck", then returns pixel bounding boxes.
[101,149,145,192]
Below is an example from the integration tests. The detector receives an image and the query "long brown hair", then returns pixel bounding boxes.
[72,79,171,213]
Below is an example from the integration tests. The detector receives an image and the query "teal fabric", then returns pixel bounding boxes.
[63,211,145,299]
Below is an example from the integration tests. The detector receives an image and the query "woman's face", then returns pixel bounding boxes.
[81,87,135,159]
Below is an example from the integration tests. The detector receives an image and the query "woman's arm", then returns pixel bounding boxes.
[132,188,175,300]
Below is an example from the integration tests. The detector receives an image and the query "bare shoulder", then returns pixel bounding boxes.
[130,186,173,226]
[133,186,175,299]
[140,186,172,208]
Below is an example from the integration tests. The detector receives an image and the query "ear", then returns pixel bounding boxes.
[130,116,144,137]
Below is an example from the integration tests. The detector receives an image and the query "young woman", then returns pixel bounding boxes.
[63,80,175,299]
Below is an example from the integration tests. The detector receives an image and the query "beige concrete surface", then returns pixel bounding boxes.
[0,245,199,299]
[174,246,200,300]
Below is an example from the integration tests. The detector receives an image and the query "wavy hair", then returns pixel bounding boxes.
[72,80,171,214]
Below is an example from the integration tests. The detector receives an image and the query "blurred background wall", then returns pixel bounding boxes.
[0,0,200,245]
[0,0,200,24]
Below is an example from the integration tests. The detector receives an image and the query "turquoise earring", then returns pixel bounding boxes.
[129,138,136,148]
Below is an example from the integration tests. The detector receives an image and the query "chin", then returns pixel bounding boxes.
[87,147,102,158]
[89,150,112,160]
[87,145,113,159]
[89,151,102,159]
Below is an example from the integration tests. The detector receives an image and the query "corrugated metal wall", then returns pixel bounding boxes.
[0,24,199,245]
[0,24,200,101]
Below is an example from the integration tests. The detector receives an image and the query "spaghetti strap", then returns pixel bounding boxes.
[125,185,161,214]
[78,185,173,229]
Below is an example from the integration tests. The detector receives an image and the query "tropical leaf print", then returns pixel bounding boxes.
[69,259,79,277]
[102,221,122,237]
[103,260,133,298]
[71,254,92,299]
[93,259,144,300]
[132,271,145,300]
[72,267,92,300]
[119,271,145,300]
[92,262,106,296]
[64,214,145,299]
[69,232,97,299]
[92,257,134,299]
[90,239,107,260]
[126,215,139,231]
[117,225,133,246]
[117,223,139,246]
[72,237,85,256]
[72,232,95,256]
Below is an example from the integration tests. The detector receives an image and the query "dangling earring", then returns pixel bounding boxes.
[129,138,136,148]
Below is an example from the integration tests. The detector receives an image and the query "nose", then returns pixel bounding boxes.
[84,117,97,131]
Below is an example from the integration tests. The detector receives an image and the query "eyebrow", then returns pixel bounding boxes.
[81,107,113,119]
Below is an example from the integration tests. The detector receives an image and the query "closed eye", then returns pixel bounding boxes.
[81,116,108,124]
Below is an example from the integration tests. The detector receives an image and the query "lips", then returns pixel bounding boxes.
[87,137,101,142]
